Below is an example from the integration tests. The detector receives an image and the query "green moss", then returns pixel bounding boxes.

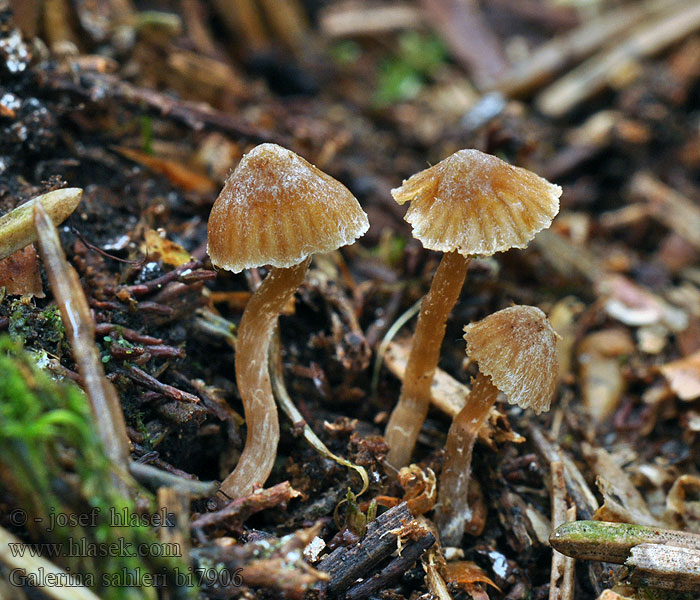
[7,298,65,352]
[373,31,448,108]
[0,337,198,599]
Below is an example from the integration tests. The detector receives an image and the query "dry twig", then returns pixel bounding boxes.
[33,202,131,473]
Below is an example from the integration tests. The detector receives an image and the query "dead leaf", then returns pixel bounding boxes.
[660,350,700,401]
[442,560,500,592]
[113,145,217,193]
[141,228,192,267]
[0,244,44,297]
[666,474,700,532]
[578,329,634,422]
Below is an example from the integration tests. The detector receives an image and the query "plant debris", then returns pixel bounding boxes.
[2,0,700,598]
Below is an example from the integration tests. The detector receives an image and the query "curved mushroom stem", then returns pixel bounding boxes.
[434,371,498,546]
[384,251,470,469]
[219,257,311,499]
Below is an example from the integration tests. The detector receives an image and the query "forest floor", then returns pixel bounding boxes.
[2,1,700,599]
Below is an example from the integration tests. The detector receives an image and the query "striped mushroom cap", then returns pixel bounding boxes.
[208,143,369,273]
[463,305,558,414]
[392,149,561,256]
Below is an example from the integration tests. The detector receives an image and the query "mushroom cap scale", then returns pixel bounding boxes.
[463,305,558,414]
[208,143,369,273]
[392,149,561,256]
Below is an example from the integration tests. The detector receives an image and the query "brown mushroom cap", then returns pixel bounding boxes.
[463,305,558,414]
[208,143,369,273]
[392,149,561,256]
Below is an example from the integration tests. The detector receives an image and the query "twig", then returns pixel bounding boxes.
[495,0,683,96]
[549,462,576,600]
[420,0,509,89]
[95,323,163,345]
[0,188,82,261]
[628,171,700,249]
[550,520,700,564]
[0,526,101,600]
[626,543,700,592]
[38,69,292,146]
[317,502,416,595]
[120,365,200,404]
[123,260,212,296]
[191,481,300,530]
[536,0,700,117]
[528,424,599,520]
[33,202,131,472]
[129,462,217,498]
[157,486,191,561]
[319,2,422,37]
[345,529,435,600]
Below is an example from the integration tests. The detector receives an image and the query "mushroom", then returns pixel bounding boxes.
[208,143,369,499]
[435,305,558,545]
[384,149,561,469]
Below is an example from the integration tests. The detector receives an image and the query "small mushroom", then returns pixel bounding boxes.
[384,149,561,469]
[435,305,558,545]
[208,143,369,499]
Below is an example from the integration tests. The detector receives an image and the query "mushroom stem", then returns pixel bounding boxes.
[385,251,470,470]
[219,257,311,499]
[434,371,498,546]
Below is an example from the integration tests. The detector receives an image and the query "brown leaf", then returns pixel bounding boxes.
[660,350,700,401]
[0,244,44,297]
[113,145,217,193]
[442,560,500,591]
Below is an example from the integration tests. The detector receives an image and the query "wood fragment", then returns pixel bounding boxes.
[121,365,201,404]
[43,0,79,52]
[129,462,217,497]
[345,528,435,600]
[495,0,683,96]
[532,230,603,282]
[383,338,469,418]
[584,444,659,526]
[529,424,599,520]
[33,202,131,472]
[317,502,416,595]
[420,0,509,89]
[549,462,576,600]
[211,0,268,53]
[0,188,82,262]
[626,543,700,592]
[320,2,422,37]
[550,520,700,564]
[39,70,291,146]
[258,0,310,55]
[112,146,217,193]
[536,1,700,117]
[181,0,219,56]
[578,330,634,423]
[191,481,301,530]
[628,172,700,250]
[157,486,191,560]
[0,525,101,600]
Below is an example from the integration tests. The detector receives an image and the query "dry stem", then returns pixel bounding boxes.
[33,202,131,472]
